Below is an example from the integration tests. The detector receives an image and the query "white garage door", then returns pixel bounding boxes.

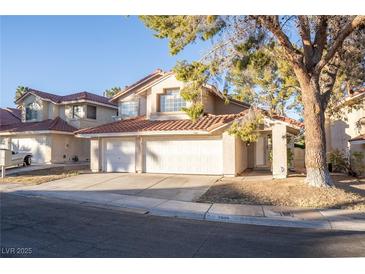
[103,139,135,172]
[144,138,223,175]
[12,136,49,163]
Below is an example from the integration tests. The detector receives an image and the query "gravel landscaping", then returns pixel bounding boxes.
[198,174,365,210]
[0,166,89,185]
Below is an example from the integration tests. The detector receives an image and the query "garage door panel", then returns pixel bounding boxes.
[144,139,223,175]
[103,139,135,172]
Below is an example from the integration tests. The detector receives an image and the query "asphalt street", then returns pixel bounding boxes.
[1,193,365,257]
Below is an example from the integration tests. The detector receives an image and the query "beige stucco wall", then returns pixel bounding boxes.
[202,88,215,114]
[350,143,365,175]
[90,138,102,172]
[235,137,247,174]
[293,147,305,169]
[64,103,117,129]
[213,96,246,115]
[48,103,60,120]
[272,124,288,178]
[222,132,234,175]
[326,98,365,155]
[51,134,90,163]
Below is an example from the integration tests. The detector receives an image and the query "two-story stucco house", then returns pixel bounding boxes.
[325,88,365,170]
[77,69,302,178]
[0,89,117,163]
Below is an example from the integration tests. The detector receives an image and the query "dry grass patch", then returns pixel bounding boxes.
[198,175,365,210]
[0,166,88,185]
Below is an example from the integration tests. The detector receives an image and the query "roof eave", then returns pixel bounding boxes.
[0,130,75,136]
[109,71,166,102]
[76,130,210,138]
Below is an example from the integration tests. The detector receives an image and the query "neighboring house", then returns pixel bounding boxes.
[325,88,365,170]
[77,69,302,178]
[0,90,117,163]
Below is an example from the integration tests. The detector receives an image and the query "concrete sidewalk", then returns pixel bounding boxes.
[4,185,365,232]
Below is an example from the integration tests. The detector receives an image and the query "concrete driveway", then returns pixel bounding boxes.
[21,173,220,202]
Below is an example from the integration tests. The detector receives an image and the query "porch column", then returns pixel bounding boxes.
[272,124,287,179]
[222,132,236,176]
[135,136,143,173]
[90,138,102,172]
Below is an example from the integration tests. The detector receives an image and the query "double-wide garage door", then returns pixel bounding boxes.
[144,139,223,175]
[103,138,223,175]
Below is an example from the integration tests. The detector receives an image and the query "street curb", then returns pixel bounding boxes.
[205,212,332,229]
[4,190,365,232]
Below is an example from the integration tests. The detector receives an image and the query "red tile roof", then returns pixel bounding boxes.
[0,117,77,133]
[350,134,365,142]
[77,111,248,135]
[0,108,21,126]
[6,108,21,119]
[16,89,117,107]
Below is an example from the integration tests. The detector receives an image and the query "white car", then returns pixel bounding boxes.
[11,151,32,167]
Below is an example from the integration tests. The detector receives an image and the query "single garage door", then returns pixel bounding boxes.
[103,138,135,172]
[144,138,223,175]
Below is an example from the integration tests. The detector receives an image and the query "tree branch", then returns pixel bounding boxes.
[320,55,340,110]
[298,16,313,67]
[315,15,365,74]
[254,16,304,67]
[312,16,328,65]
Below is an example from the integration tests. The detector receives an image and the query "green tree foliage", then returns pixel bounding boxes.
[228,109,263,142]
[173,61,212,121]
[104,87,122,98]
[15,86,29,101]
[227,43,301,116]
[140,16,225,55]
[140,15,365,187]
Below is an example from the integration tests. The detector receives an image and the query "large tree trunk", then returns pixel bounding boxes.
[297,72,334,187]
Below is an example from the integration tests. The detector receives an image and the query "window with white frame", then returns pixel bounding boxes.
[25,102,39,121]
[120,100,139,118]
[159,88,186,112]
[72,105,82,119]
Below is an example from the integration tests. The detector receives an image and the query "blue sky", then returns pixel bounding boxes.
[0,16,210,108]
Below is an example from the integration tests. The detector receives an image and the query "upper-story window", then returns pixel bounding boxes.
[159,88,186,112]
[25,102,39,121]
[120,100,139,118]
[87,105,97,119]
[72,105,82,119]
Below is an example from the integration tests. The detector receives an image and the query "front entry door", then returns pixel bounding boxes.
[255,136,266,167]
